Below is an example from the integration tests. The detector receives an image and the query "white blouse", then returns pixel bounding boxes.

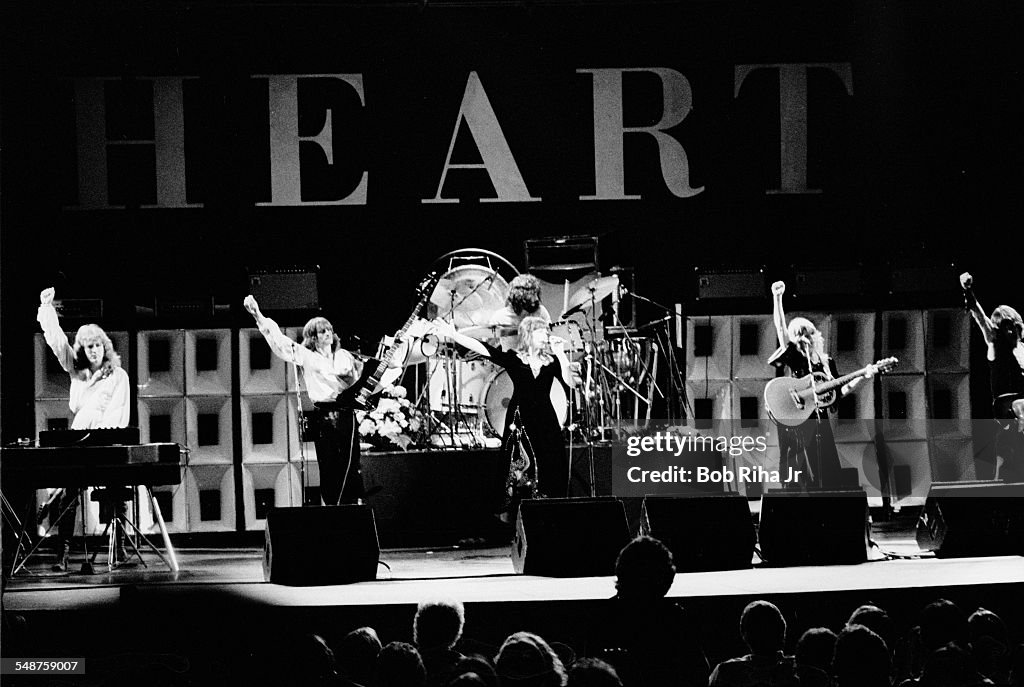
[37,304,131,429]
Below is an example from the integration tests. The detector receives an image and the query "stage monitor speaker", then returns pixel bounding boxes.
[641,493,755,571]
[916,481,1024,558]
[758,489,870,566]
[264,505,379,585]
[512,497,630,577]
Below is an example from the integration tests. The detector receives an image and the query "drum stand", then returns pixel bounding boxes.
[441,339,482,447]
[626,290,691,422]
[608,307,659,430]
[415,320,482,450]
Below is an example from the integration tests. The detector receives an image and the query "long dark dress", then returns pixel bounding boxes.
[768,342,843,489]
[989,340,1024,481]
[483,343,569,498]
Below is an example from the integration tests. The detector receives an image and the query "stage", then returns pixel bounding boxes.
[5,545,1024,612]
[2,516,1022,687]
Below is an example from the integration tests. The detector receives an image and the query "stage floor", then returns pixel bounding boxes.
[4,522,1023,613]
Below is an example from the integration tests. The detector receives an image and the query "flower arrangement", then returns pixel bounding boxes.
[356,384,423,451]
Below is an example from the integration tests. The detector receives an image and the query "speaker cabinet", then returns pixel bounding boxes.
[641,494,755,571]
[264,505,380,585]
[916,481,1024,558]
[758,489,870,566]
[248,268,319,311]
[512,498,630,577]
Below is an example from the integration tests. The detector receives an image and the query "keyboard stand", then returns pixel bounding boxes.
[1,491,36,577]
[5,487,93,576]
[87,487,179,573]
[4,485,178,576]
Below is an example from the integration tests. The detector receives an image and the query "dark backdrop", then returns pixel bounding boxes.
[3,0,1022,440]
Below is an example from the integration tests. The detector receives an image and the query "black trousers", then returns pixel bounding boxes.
[778,413,842,489]
[993,394,1024,482]
[312,407,363,506]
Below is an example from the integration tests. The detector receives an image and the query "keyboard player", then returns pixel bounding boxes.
[35,286,131,571]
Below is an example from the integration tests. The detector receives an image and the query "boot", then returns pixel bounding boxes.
[115,532,129,564]
[51,539,69,572]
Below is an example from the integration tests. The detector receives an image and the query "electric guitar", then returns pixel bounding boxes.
[337,271,441,409]
[764,357,899,427]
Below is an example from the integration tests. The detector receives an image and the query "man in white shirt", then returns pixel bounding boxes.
[245,295,364,506]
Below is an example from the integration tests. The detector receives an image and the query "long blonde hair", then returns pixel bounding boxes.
[72,324,121,380]
[516,316,552,362]
[787,317,829,373]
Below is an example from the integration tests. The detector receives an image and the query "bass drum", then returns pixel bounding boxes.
[481,369,568,438]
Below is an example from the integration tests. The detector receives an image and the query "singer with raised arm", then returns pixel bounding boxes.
[37,287,131,570]
[960,272,1024,481]
[431,316,575,504]
[768,281,869,489]
[244,295,364,506]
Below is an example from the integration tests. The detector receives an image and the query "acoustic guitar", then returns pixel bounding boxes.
[764,357,898,427]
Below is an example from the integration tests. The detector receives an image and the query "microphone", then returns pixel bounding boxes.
[638,315,672,331]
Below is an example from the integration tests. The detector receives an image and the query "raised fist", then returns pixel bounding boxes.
[40,287,56,305]
[243,295,260,317]
[959,272,973,289]
[771,281,786,297]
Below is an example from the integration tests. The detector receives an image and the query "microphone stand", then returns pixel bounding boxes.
[804,344,822,488]
[557,321,583,498]
[567,290,605,495]
[450,272,497,320]
[290,342,308,506]
[446,292,459,448]
[413,334,441,449]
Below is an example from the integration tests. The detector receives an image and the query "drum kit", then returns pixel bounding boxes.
[399,249,686,454]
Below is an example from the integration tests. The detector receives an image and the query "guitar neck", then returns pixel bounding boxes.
[379,292,432,367]
[814,366,872,394]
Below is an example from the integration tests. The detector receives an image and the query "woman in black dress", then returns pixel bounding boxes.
[769,281,869,489]
[961,272,1024,481]
[432,316,575,499]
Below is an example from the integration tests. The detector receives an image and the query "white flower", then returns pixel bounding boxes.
[377,399,400,415]
[359,419,376,435]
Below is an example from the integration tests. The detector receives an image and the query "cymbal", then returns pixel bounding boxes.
[560,275,619,318]
[428,265,509,329]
